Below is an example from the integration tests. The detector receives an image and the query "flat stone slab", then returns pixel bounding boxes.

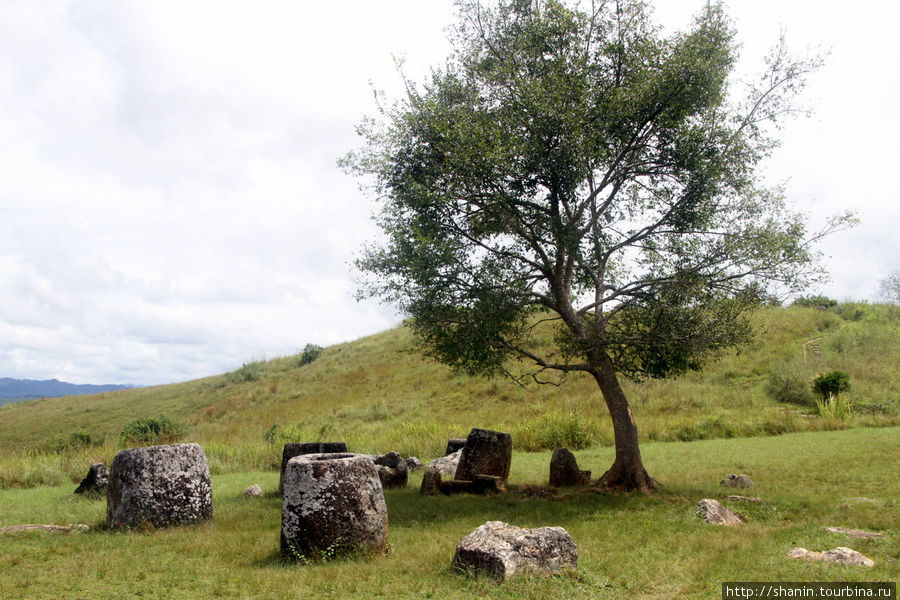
[697,499,742,526]
[452,521,577,580]
[787,547,874,567]
[726,495,767,503]
[0,524,89,534]
[107,443,212,530]
[824,527,886,540]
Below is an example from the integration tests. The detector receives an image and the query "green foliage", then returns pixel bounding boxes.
[766,362,816,406]
[514,411,598,451]
[815,393,852,421]
[811,370,851,400]
[298,343,323,366]
[45,429,99,453]
[119,415,188,446]
[792,295,838,309]
[228,360,265,383]
[347,0,848,387]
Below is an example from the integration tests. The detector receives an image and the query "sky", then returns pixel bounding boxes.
[1,1,897,386]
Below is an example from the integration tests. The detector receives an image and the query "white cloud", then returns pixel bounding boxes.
[0,0,897,384]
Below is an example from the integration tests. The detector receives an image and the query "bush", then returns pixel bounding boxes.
[298,344,323,366]
[792,295,838,309]
[812,370,851,400]
[228,360,265,383]
[766,364,816,406]
[119,415,188,446]
[45,429,98,453]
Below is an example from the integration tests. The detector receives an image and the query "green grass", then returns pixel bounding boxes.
[0,428,896,599]
[0,304,897,488]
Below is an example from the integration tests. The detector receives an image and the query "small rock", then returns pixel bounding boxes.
[452,521,577,580]
[824,527,885,540]
[548,448,590,487]
[697,499,743,526]
[420,469,441,495]
[74,463,108,495]
[787,547,874,567]
[243,484,263,497]
[373,452,408,489]
[427,449,463,477]
[720,474,754,488]
[406,456,423,471]
[445,438,468,455]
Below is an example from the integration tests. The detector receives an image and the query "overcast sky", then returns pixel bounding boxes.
[1,1,897,386]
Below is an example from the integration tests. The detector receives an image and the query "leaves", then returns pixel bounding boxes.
[347,0,837,382]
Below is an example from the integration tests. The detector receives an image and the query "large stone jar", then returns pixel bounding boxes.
[281,453,388,560]
[107,443,212,529]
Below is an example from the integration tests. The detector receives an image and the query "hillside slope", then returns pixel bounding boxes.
[0,304,897,471]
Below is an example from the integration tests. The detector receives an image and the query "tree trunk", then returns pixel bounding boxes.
[591,354,656,493]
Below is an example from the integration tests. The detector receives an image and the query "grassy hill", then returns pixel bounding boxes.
[0,303,897,488]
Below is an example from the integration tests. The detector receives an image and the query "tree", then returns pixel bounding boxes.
[344,0,852,492]
[878,270,900,304]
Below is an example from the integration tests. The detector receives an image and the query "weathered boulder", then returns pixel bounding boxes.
[107,443,212,529]
[373,451,408,489]
[420,469,442,495]
[243,484,263,497]
[455,428,512,482]
[548,448,591,487]
[278,441,347,496]
[445,438,468,455]
[720,474,754,488]
[787,547,874,567]
[74,463,108,495]
[452,521,577,580]
[406,456,423,471]
[427,449,463,477]
[281,453,388,560]
[697,499,742,526]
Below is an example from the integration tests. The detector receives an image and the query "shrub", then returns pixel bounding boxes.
[812,370,851,400]
[298,344,323,366]
[815,394,852,421]
[119,415,188,446]
[229,360,265,383]
[45,429,98,453]
[514,411,594,451]
[792,295,838,309]
[766,363,816,406]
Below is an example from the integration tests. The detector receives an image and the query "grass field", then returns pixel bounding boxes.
[1,304,897,489]
[1,429,896,599]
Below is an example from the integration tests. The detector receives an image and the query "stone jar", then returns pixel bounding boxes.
[281,453,388,560]
[107,443,212,529]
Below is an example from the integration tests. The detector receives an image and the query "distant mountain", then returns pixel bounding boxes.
[0,378,133,404]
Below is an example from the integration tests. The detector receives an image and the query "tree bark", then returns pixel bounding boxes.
[591,353,656,493]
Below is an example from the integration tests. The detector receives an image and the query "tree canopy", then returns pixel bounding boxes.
[345,0,851,491]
